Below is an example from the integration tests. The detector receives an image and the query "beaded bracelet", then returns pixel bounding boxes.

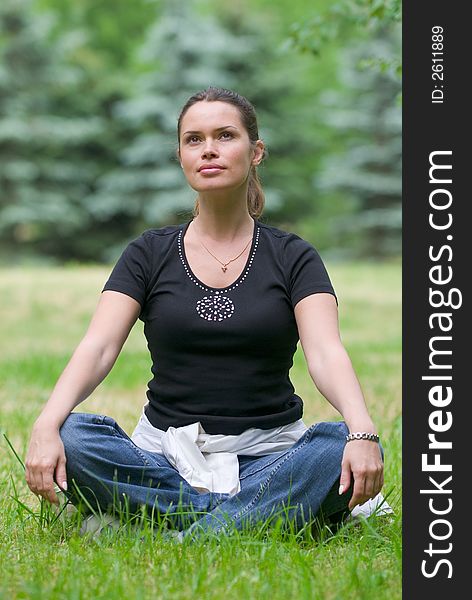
[346,432,380,443]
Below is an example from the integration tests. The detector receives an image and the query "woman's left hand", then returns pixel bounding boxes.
[339,440,384,510]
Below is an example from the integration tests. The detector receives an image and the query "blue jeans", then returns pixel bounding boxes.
[59,413,352,537]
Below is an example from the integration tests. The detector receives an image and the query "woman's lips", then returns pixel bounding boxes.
[198,167,225,174]
[198,163,224,174]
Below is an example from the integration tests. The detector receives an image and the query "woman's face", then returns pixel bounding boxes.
[178,101,264,194]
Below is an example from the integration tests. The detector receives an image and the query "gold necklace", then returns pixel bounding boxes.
[200,237,252,272]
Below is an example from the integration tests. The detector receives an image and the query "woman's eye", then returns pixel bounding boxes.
[185,132,232,144]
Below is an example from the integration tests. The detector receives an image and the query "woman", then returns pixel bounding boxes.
[25,87,385,538]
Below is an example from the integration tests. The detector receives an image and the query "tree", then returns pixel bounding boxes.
[3,0,381,261]
[297,28,401,259]
[286,0,401,82]
[0,0,129,261]
[33,0,161,70]
[282,0,402,258]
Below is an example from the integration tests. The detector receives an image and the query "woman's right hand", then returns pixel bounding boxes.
[24,291,141,505]
[25,423,67,506]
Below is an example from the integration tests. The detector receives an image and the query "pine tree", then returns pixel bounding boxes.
[1,0,347,262]
[0,0,129,261]
[307,29,401,258]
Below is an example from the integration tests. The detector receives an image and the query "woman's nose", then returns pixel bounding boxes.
[201,139,218,157]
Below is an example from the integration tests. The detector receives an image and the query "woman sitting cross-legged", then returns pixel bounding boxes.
[25,87,388,539]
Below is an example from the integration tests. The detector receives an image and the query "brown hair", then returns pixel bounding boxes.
[177,87,266,219]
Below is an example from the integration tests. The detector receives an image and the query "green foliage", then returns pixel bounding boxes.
[296,27,401,259]
[0,0,402,262]
[286,0,401,71]
[0,0,132,261]
[34,0,161,70]
[283,0,402,259]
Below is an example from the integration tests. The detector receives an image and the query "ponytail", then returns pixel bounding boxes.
[247,165,265,219]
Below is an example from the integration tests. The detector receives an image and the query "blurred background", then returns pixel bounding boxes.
[0,0,401,265]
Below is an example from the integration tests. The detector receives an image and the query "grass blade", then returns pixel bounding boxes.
[3,433,26,470]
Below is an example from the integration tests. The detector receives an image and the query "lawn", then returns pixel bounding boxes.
[0,261,401,600]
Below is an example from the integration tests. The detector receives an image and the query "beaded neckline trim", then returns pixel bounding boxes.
[177,224,260,295]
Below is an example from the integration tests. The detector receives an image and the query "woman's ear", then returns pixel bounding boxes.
[176,148,182,167]
[252,140,265,166]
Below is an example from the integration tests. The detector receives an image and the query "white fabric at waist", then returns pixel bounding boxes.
[131,409,308,496]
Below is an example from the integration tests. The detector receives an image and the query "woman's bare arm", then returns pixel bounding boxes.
[294,293,384,510]
[25,290,141,504]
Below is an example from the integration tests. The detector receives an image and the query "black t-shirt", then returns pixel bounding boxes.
[102,218,337,435]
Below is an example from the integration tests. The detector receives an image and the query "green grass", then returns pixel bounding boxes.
[0,262,401,600]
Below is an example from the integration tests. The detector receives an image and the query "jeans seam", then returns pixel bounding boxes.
[238,423,318,481]
[239,453,285,481]
[214,423,318,533]
[106,423,153,468]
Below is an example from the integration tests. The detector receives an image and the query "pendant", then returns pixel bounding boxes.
[222,266,227,273]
